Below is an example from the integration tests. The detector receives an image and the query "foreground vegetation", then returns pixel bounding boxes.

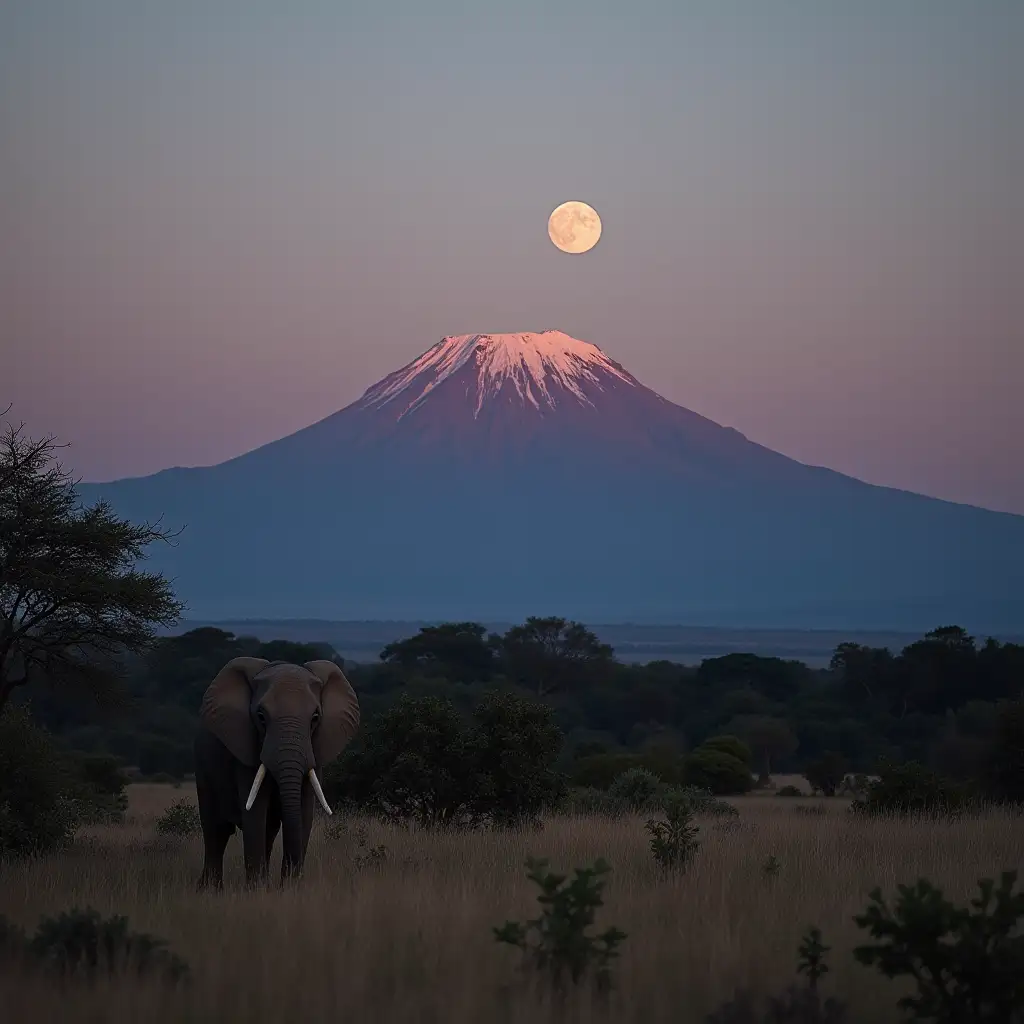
[1,785,1022,1023]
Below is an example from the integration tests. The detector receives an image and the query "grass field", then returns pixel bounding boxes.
[2,783,1022,1023]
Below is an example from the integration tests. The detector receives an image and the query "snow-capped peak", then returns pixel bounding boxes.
[360,330,637,419]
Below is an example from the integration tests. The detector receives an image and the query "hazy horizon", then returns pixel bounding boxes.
[2,2,1021,514]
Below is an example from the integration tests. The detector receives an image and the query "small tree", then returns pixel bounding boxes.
[499,616,615,697]
[493,856,627,994]
[685,746,753,795]
[0,417,184,714]
[331,694,480,827]
[471,689,565,825]
[646,793,700,871]
[804,751,849,797]
[380,622,497,683]
[0,702,77,858]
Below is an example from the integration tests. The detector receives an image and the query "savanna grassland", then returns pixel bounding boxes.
[2,784,1022,1023]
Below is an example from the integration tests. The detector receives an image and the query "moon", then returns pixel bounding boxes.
[547,200,602,254]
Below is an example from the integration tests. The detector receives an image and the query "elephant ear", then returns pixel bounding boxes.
[199,657,269,766]
[305,660,360,767]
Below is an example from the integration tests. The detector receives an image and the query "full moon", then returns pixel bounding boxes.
[547,200,602,254]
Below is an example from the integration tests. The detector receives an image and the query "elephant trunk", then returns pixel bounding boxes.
[278,771,305,877]
[265,720,313,878]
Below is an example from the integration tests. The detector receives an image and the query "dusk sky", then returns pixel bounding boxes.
[2,1,1021,513]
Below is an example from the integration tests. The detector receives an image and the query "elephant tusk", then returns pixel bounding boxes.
[245,764,266,811]
[308,768,333,816]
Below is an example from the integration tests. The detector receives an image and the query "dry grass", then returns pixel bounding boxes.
[2,784,1022,1023]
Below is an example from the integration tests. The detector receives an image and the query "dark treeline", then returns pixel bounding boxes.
[17,617,1024,789]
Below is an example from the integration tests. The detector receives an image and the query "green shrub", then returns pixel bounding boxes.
[493,856,627,994]
[324,691,566,829]
[470,690,566,827]
[685,746,754,795]
[0,703,78,859]
[63,751,130,825]
[669,784,740,817]
[155,799,201,837]
[777,785,803,797]
[850,759,965,819]
[607,767,661,810]
[646,793,700,872]
[853,870,1024,1023]
[0,907,188,986]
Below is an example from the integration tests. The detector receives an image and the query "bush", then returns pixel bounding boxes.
[323,691,565,828]
[0,703,78,859]
[850,759,965,819]
[669,784,740,817]
[63,751,129,825]
[607,767,661,811]
[470,690,566,826]
[0,906,189,986]
[853,870,1024,1023]
[685,746,754,795]
[493,856,627,994]
[646,793,700,872]
[777,785,803,797]
[155,800,201,837]
[804,751,849,797]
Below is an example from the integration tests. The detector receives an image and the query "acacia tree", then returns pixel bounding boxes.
[499,616,615,698]
[0,415,184,713]
[380,621,497,683]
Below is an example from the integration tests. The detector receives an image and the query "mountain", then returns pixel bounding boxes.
[78,330,1024,630]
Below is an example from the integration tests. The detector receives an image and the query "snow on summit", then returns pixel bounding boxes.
[360,330,637,419]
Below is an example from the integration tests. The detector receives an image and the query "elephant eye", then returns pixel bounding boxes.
[312,709,322,729]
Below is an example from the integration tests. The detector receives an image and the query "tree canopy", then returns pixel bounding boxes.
[0,417,183,713]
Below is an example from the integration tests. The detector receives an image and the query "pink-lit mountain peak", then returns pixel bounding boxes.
[359,330,638,420]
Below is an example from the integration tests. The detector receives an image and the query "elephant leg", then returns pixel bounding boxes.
[242,810,270,888]
[197,819,233,891]
[265,802,281,869]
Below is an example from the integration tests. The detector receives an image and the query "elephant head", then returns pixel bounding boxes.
[199,657,359,873]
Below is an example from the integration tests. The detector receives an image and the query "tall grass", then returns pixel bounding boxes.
[1,784,1021,1023]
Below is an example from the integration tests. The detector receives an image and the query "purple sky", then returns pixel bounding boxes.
[2,2,1021,514]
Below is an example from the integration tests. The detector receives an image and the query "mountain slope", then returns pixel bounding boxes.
[79,331,1024,630]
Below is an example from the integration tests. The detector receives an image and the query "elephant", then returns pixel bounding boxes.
[194,656,360,888]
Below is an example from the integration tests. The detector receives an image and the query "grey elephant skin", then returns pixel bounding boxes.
[194,657,360,887]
